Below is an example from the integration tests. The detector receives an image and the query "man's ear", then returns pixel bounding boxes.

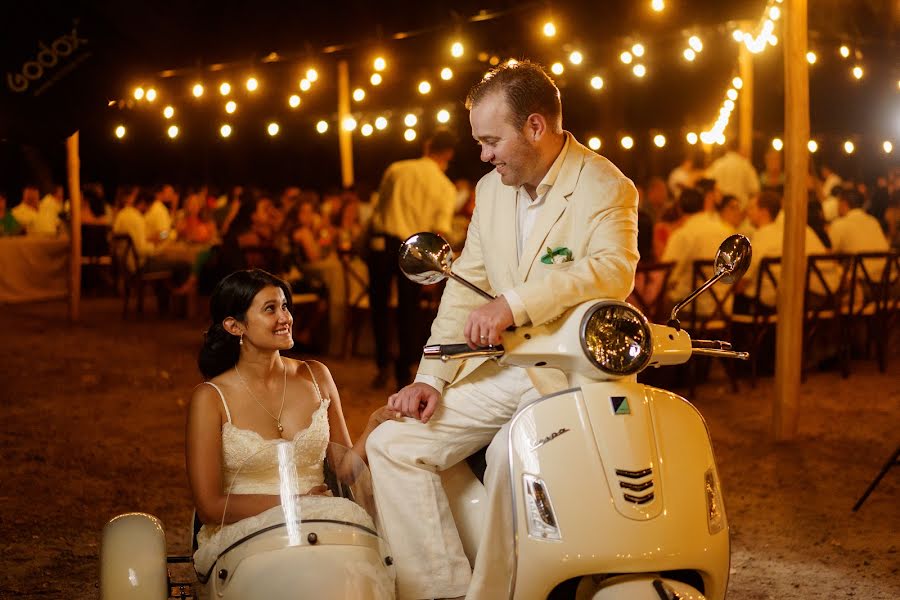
[222,317,243,337]
[525,113,548,141]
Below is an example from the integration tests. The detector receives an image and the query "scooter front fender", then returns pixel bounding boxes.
[508,381,728,600]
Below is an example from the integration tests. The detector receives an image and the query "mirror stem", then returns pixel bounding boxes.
[449,272,496,300]
[668,268,730,330]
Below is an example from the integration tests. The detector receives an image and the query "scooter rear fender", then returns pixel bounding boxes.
[508,381,729,600]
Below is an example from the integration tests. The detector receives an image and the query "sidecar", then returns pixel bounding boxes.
[100,442,396,599]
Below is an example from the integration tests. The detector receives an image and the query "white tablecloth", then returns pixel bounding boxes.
[0,236,70,303]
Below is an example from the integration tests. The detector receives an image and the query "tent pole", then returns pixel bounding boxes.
[337,60,354,188]
[66,131,82,322]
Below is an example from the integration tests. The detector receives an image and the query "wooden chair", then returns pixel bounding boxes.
[81,224,113,294]
[849,251,899,373]
[731,257,781,388]
[802,253,855,380]
[687,259,739,395]
[110,234,174,316]
[627,261,675,323]
[340,252,371,358]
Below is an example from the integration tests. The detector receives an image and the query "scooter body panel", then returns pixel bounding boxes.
[508,382,728,600]
[208,522,395,599]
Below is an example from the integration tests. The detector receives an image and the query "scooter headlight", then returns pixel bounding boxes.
[580,301,653,376]
[522,474,561,541]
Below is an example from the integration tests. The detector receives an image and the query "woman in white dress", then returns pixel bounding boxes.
[186,268,398,587]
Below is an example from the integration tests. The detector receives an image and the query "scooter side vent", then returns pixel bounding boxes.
[615,468,655,504]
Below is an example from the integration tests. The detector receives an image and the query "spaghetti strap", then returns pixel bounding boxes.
[202,381,232,423]
[301,361,326,403]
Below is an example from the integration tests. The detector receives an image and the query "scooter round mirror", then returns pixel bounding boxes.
[399,232,455,285]
[713,234,752,284]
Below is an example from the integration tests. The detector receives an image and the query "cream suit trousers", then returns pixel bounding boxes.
[366,362,540,600]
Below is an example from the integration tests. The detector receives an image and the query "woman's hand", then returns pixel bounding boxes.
[366,404,404,431]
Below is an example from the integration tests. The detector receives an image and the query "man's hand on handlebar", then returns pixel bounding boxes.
[464,296,514,349]
[388,382,441,424]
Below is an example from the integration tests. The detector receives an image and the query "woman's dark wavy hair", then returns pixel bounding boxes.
[198,269,293,379]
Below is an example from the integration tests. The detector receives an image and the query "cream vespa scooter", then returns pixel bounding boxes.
[399,232,753,600]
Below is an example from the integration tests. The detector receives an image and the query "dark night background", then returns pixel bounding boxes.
[1,0,897,197]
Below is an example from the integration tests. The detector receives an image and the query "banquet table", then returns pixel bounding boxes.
[0,235,70,303]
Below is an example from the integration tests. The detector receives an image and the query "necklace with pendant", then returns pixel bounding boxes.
[235,362,287,433]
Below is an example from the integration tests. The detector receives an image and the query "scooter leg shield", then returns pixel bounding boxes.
[575,574,706,600]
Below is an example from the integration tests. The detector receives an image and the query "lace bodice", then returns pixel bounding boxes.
[221,399,330,495]
[203,362,331,497]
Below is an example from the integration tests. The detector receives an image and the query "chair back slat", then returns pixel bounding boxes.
[688,259,735,335]
[628,261,674,322]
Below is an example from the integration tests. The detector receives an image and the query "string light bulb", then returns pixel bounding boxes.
[844,140,855,154]
[590,76,604,90]
[651,0,665,13]
[620,51,633,64]
[220,124,232,138]
[225,100,237,114]
[342,117,357,131]
[727,88,738,101]
[404,128,417,141]
[632,64,646,78]
[852,66,863,80]
[884,141,893,154]
[404,113,417,127]
[569,51,583,65]
[839,45,850,58]
[418,81,431,94]
[807,140,818,153]
[192,83,204,98]
[687,132,699,145]
[145,88,157,102]
[306,68,318,82]
[373,57,386,72]
[316,120,328,133]
[370,73,382,86]
[683,49,696,62]
[437,109,450,123]
[732,77,743,89]
[133,87,144,100]
[588,137,601,150]
[375,116,388,130]
[219,82,231,96]
[551,62,564,75]
[288,95,301,108]
[163,106,174,119]
[772,138,783,151]
[353,88,365,102]
[451,41,464,58]
[769,6,781,20]
[806,51,817,64]
[167,125,179,139]
[267,122,280,136]
[115,125,126,139]
[542,22,556,37]
[299,79,311,92]
[620,136,634,150]
[632,44,645,58]
[688,36,703,52]
[653,134,666,148]
[441,67,453,80]
[246,77,259,92]
[361,123,374,137]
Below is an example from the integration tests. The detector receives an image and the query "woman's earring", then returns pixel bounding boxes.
[239,333,243,346]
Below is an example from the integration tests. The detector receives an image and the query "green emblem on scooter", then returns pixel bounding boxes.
[610,396,630,415]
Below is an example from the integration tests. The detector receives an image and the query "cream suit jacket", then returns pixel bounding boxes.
[417,132,640,395]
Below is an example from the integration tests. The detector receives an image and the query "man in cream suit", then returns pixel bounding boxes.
[366,60,639,600]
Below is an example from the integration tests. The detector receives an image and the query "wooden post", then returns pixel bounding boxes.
[774,0,809,440]
[738,24,754,161]
[66,131,82,322]
[337,60,354,188]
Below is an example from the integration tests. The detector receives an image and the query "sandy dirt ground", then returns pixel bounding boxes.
[0,297,897,599]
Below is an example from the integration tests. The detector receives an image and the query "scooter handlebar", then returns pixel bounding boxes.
[423,343,506,362]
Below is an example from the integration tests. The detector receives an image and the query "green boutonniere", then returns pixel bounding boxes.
[540,246,574,265]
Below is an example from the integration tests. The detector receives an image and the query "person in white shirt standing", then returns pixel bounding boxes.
[367,130,458,389]
[705,140,760,209]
